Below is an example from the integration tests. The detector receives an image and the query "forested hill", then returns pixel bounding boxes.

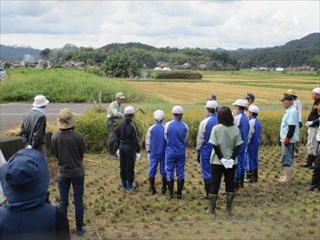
[1,33,319,70]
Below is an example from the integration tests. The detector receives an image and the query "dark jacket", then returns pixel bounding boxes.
[20,109,46,148]
[51,130,86,178]
[307,99,320,127]
[115,118,140,153]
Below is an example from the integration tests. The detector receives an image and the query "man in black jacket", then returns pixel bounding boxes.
[115,106,141,190]
[304,88,320,168]
[20,95,49,156]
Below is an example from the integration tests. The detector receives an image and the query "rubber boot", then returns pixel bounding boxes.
[209,194,218,215]
[167,180,174,199]
[279,167,293,182]
[149,177,157,195]
[121,178,127,191]
[238,175,245,188]
[307,165,320,191]
[244,171,253,183]
[204,179,211,199]
[252,169,258,182]
[127,181,134,190]
[225,193,236,215]
[161,177,167,194]
[301,154,314,168]
[177,179,185,199]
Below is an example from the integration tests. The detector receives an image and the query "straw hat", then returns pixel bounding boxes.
[57,108,76,129]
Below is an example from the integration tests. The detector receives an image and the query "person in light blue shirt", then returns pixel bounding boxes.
[279,95,299,182]
[146,110,167,195]
[165,106,189,199]
[196,100,218,198]
[246,105,262,183]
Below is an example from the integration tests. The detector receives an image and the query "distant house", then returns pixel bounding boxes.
[154,67,162,70]
[163,67,172,71]
[275,67,284,72]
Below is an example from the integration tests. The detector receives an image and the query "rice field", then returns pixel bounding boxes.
[129,70,319,105]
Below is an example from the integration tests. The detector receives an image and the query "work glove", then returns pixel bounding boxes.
[284,137,290,146]
[136,153,141,161]
[228,159,235,168]
[197,153,200,163]
[26,145,32,149]
[299,122,303,129]
[305,121,313,127]
[116,149,120,157]
[220,158,229,169]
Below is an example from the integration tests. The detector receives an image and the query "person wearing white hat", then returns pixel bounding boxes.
[20,95,49,155]
[115,106,141,191]
[51,108,86,236]
[245,105,262,183]
[232,99,250,189]
[107,92,126,159]
[145,110,167,195]
[303,88,320,168]
[165,106,189,199]
[196,100,218,198]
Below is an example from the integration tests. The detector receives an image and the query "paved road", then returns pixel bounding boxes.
[0,102,108,133]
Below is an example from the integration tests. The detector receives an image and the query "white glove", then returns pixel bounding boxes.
[220,158,229,169]
[228,159,235,168]
[147,153,150,161]
[305,121,313,127]
[116,149,120,157]
[26,145,32,149]
[136,153,141,161]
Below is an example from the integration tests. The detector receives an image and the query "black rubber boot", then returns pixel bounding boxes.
[209,194,218,215]
[307,163,320,191]
[204,179,211,199]
[149,177,157,195]
[177,179,185,199]
[167,180,174,199]
[244,171,254,183]
[301,154,315,168]
[225,193,236,215]
[161,177,167,194]
[238,175,245,189]
[252,170,258,182]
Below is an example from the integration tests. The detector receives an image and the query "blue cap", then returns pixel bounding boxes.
[244,93,255,100]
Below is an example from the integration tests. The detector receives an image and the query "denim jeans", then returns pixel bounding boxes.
[58,175,84,230]
[281,142,295,167]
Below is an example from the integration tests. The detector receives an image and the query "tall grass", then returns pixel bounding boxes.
[0,68,161,103]
[76,108,308,152]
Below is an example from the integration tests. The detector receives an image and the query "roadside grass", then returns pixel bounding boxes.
[0,68,163,104]
[47,146,319,240]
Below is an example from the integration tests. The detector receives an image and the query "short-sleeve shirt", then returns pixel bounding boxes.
[280,105,299,143]
[209,124,243,165]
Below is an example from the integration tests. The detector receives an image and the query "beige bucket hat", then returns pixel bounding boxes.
[57,108,76,129]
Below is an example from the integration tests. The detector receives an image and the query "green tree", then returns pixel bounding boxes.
[102,54,140,78]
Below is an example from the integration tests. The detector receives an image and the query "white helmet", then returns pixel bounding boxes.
[154,110,164,121]
[205,100,218,109]
[124,106,135,114]
[249,105,260,114]
[172,106,183,114]
[232,99,248,108]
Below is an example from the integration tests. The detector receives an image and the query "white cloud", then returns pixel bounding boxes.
[0,0,319,50]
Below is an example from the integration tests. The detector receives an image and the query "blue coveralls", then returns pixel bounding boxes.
[165,118,189,181]
[146,121,166,178]
[247,117,262,171]
[197,113,218,180]
[234,111,250,182]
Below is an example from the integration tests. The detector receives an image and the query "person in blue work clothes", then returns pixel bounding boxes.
[165,106,189,199]
[115,106,141,190]
[246,105,262,183]
[279,94,299,182]
[232,99,250,189]
[146,110,167,195]
[196,100,218,198]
